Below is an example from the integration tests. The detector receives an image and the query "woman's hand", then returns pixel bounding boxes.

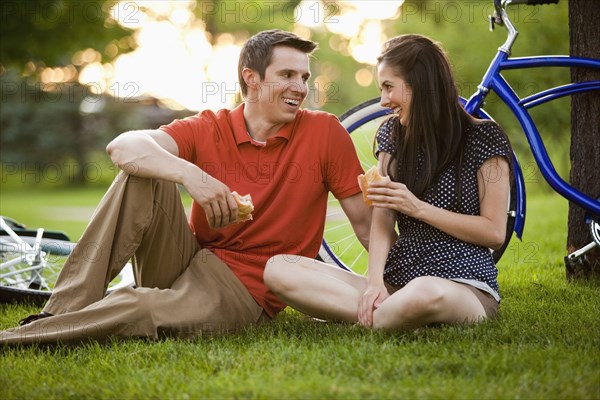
[367,180,426,219]
[358,283,390,327]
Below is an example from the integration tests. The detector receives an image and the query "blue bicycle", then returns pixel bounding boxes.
[319,0,600,273]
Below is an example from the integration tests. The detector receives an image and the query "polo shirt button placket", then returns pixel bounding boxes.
[260,140,277,183]
[257,141,265,183]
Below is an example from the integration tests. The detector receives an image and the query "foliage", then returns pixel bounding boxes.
[196,0,302,38]
[0,0,574,185]
[0,0,139,184]
[0,71,190,184]
[0,0,133,71]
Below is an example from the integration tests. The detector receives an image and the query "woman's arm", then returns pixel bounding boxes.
[366,208,398,281]
[367,155,510,250]
[358,153,399,327]
[366,153,399,283]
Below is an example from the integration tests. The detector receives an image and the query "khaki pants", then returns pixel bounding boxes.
[0,172,265,345]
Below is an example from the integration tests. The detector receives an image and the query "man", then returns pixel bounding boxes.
[0,30,370,344]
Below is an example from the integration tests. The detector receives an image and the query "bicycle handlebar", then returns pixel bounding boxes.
[508,0,559,5]
[493,0,560,54]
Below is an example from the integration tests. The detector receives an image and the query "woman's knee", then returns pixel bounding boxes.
[372,277,446,329]
[396,277,446,314]
[263,254,298,293]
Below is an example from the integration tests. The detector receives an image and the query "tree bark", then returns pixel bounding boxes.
[566,0,600,279]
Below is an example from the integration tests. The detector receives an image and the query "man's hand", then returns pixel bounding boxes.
[107,129,241,229]
[182,167,238,229]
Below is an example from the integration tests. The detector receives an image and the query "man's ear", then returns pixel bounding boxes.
[242,67,259,89]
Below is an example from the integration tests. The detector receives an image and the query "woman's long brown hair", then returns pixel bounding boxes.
[377,34,476,199]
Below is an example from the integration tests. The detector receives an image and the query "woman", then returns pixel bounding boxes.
[264,34,512,330]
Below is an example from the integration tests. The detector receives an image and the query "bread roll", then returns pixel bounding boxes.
[232,191,254,222]
[358,166,390,206]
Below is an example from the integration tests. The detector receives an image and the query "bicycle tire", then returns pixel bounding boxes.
[0,235,134,305]
[318,97,516,272]
[318,98,392,273]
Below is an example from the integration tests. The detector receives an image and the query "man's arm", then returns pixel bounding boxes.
[107,129,188,181]
[106,129,238,228]
[339,193,372,250]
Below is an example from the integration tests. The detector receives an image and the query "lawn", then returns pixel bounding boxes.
[1,186,599,399]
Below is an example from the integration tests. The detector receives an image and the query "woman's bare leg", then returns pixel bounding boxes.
[373,276,488,330]
[264,255,368,322]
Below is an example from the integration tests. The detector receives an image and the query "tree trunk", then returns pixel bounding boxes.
[566,0,600,279]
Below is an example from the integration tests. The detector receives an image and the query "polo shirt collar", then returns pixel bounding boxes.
[231,103,296,146]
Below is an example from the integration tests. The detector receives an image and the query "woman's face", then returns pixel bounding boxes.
[377,62,413,126]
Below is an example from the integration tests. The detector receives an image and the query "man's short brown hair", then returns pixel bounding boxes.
[238,29,317,97]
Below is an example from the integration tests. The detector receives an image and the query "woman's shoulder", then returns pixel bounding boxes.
[466,120,508,144]
[376,116,399,139]
[379,115,398,132]
[375,116,399,153]
[466,119,504,134]
[465,119,511,161]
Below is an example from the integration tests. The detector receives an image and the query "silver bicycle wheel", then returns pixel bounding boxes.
[318,98,516,273]
[0,217,134,304]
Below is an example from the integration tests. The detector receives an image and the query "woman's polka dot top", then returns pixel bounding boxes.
[376,117,511,298]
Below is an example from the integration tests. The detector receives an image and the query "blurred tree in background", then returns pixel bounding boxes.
[1,0,139,184]
[1,0,572,187]
[0,0,133,71]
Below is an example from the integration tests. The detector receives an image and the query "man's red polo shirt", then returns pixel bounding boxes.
[160,103,363,317]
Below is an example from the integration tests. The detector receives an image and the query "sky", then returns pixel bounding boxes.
[61,0,404,111]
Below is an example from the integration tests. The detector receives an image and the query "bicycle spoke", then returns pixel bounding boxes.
[336,238,360,258]
[354,142,371,164]
[324,222,351,233]
[348,247,367,270]
[321,103,386,274]
[332,232,358,245]
[360,130,374,147]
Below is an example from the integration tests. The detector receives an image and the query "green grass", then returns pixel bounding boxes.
[0,185,193,240]
[1,187,599,399]
[0,186,108,240]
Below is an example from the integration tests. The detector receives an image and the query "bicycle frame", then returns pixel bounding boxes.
[0,217,47,288]
[463,0,600,238]
[0,216,136,301]
[323,0,600,271]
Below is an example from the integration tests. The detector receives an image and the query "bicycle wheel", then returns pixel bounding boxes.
[0,221,134,305]
[318,97,516,273]
[318,98,392,273]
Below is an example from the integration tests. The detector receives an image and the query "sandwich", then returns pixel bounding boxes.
[358,166,390,206]
[232,191,254,223]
